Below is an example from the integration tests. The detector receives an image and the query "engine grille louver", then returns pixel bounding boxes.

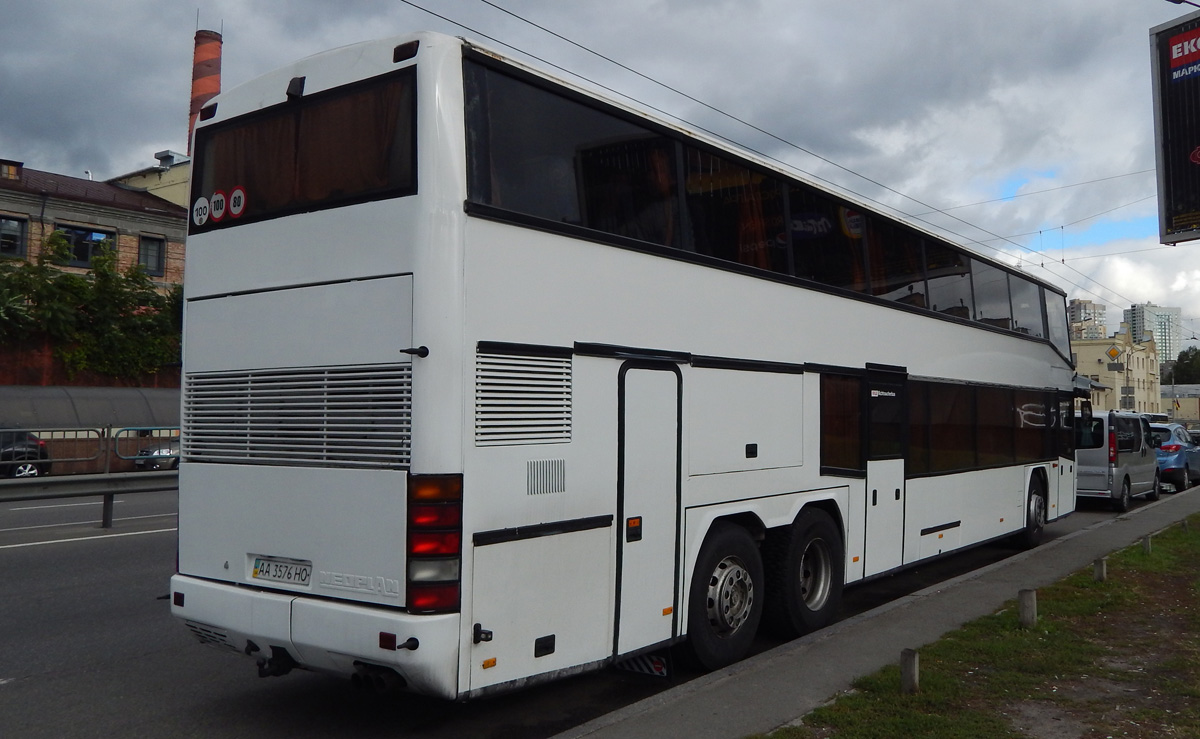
[476,352,572,446]
[183,364,412,469]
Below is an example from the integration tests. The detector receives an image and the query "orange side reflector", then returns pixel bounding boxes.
[482,658,497,669]
[852,556,860,563]
[662,607,673,616]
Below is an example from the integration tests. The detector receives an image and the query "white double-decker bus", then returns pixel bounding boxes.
[171,31,1080,699]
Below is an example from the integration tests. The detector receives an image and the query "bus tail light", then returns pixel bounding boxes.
[407,474,462,613]
[1108,430,1117,465]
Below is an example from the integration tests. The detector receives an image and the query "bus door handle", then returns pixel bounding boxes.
[895,488,901,501]
[872,489,877,506]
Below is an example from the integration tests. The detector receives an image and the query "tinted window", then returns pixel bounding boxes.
[924,241,973,320]
[909,381,931,475]
[977,387,1015,467]
[1009,277,1045,339]
[467,61,674,243]
[1115,416,1140,453]
[866,219,926,307]
[972,262,1011,330]
[1044,290,1071,358]
[790,185,867,291]
[684,147,788,272]
[929,384,975,472]
[821,374,863,472]
[190,67,416,233]
[1014,390,1051,462]
[868,379,905,460]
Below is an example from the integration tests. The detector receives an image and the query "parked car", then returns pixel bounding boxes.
[1074,410,1160,512]
[0,426,52,478]
[1150,423,1200,492]
[134,439,180,470]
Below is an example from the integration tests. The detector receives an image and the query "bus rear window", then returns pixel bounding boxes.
[189,67,416,234]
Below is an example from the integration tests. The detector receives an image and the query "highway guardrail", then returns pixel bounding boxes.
[0,470,179,528]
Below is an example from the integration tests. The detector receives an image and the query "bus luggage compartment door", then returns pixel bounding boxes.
[467,525,612,691]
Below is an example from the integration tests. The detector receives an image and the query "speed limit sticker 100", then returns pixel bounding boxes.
[193,186,247,226]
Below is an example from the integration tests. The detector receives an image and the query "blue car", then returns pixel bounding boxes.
[1149,423,1200,492]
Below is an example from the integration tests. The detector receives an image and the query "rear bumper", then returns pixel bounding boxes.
[170,574,462,698]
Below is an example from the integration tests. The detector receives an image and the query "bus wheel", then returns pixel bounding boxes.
[763,508,843,638]
[686,522,763,671]
[1147,472,1161,502]
[1018,479,1047,550]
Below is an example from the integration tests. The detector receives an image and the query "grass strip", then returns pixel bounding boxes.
[756,514,1200,739]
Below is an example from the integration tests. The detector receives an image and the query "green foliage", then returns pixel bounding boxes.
[0,232,180,380]
[1169,346,1200,384]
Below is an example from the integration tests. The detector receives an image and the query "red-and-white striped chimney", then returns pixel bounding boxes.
[188,30,223,154]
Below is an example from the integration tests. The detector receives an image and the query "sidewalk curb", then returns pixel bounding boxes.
[556,489,1200,739]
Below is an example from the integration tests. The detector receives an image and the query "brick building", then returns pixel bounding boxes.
[0,157,187,289]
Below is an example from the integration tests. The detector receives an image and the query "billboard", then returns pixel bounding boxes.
[1152,10,1200,243]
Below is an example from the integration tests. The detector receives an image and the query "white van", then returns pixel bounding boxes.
[1074,410,1160,512]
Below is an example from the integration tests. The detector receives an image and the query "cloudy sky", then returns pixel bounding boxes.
[2,0,1198,348]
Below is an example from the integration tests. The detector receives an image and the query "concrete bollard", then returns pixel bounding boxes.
[900,648,919,694]
[1093,557,1107,582]
[1143,535,1153,555]
[1184,519,1190,535]
[1018,589,1037,629]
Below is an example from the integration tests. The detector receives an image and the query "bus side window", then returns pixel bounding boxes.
[789,184,866,292]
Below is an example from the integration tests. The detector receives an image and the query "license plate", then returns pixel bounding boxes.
[251,556,312,586]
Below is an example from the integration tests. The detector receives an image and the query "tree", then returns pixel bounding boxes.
[0,232,181,381]
[1168,346,1200,384]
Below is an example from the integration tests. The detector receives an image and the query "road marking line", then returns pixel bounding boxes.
[0,513,177,533]
[0,528,178,549]
[10,500,125,511]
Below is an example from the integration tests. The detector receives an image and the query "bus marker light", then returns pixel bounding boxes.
[409,475,463,501]
[410,532,462,555]
[410,505,462,528]
[852,556,860,563]
[408,583,460,612]
[482,658,497,669]
[662,607,672,616]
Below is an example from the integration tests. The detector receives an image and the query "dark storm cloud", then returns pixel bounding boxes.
[1,0,1195,315]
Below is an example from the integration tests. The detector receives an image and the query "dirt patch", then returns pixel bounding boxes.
[1001,570,1197,739]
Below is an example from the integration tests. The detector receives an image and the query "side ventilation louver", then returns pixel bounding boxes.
[183,364,411,469]
[476,351,572,446]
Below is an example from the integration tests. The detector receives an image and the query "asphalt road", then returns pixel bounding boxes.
[0,489,1121,738]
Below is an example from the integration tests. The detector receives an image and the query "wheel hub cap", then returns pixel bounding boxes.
[706,556,754,635]
[799,539,832,610]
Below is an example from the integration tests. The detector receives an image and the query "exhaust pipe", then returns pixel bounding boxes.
[352,663,406,693]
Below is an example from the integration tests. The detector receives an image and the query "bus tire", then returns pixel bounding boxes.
[1147,472,1161,502]
[686,521,764,671]
[763,508,844,638]
[1017,478,1047,550]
